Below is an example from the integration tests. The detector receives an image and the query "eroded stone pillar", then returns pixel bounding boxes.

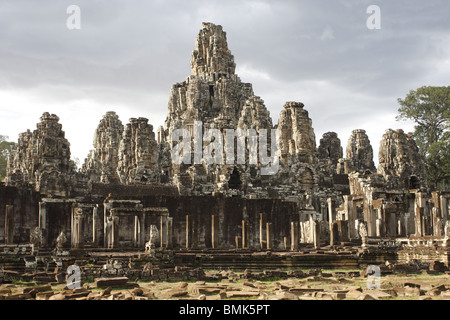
[185,215,190,249]
[167,217,173,249]
[211,215,219,248]
[337,220,349,242]
[235,236,241,249]
[330,222,339,246]
[313,220,321,249]
[327,198,336,225]
[290,221,299,251]
[241,220,248,249]
[38,202,48,247]
[432,208,442,236]
[266,222,273,250]
[415,207,425,237]
[440,195,448,223]
[376,219,382,237]
[259,213,267,249]
[92,206,99,245]
[160,215,168,249]
[344,195,357,239]
[5,205,14,244]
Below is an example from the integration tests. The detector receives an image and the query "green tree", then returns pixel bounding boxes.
[0,135,16,182]
[397,86,450,189]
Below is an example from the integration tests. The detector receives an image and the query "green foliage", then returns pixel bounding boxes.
[397,86,450,188]
[0,135,16,182]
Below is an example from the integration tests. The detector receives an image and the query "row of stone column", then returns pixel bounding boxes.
[185,213,301,250]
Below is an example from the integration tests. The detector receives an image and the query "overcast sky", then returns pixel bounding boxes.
[1,0,449,166]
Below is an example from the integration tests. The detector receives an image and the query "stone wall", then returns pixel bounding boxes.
[0,185,40,244]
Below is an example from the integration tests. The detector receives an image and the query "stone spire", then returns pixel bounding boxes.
[377,129,426,189]
[163,22,257,144]
[191,22,236,78]
[318,132,343,166]
[5,112,73,196]
[346,129,376,173]
[82,111,124,184]
[277,102,316,163]
[117,117,160,184]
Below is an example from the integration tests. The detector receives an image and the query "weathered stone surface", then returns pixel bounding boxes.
[378,129,426,189]
[117,117,160,184]
[82,111,123,184]
[5,112,75,197]
[226,290,260,298]
[191,22,236,79]
[345,129,376,173]
[318,132,343,166]
[95,277,129,288]
[277,102,316,163]
[165,288,189,298]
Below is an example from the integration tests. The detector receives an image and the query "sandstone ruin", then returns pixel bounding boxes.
[1,23,449,298]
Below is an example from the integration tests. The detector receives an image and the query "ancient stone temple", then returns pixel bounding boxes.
[83,111,124,184]
[5,112,75,197]
[345,129,376,174]
[377,129,426,189]
[1,23,449,274]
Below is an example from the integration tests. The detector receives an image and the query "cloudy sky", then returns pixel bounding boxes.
[1,0,449,166]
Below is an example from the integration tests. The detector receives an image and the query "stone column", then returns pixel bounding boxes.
[134,215,141,248]
[211,215,219,248]
[185,215,190,249]
[397,217,405,237]
[330,222,339,246]
[167,217,173,249]
[5,205,14,244]
[432,208,442,236]
[259,213,267,249]
[266,222,273,250]
[160,215,168,249]
[327,198,336,225]
[92,206,99,246]
[344,195,357,239]
[338,220,349,242]
[235,236,241,249]
[415,207,425,237]
[103,202,111,249]
[73,209,86,249]
[290,221,299,251]
[313,220,321,249]
[366,205,377,237]
[38,202,48,247]
[440,195,448,223]
[376,219,382,237]
[112,216,119,249]
[241,220,248,249]
[388,212,397,237]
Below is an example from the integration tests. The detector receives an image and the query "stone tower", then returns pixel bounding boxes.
[318,132,343,166]
[5,112,74,197]
[377,129,426,189]
[346,129,376,173]
[161,22,275,195]
[117,117,160,184]
[82,111,124,184]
